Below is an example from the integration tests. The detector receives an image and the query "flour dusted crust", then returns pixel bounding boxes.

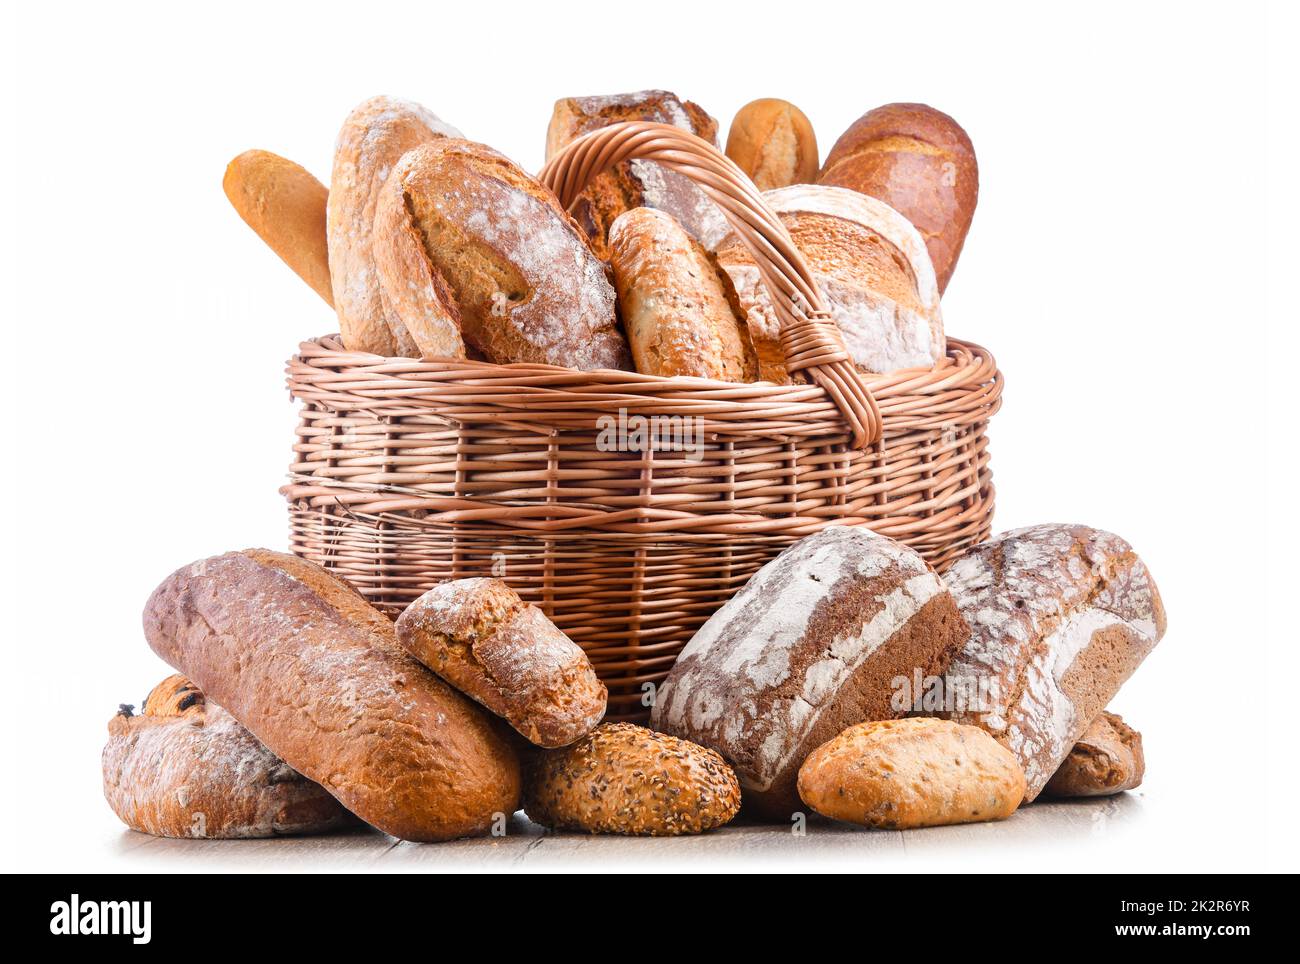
[102,677,352,839]
[372,138,628,370]
[940,525,1166,802]
[797,718,1024,828]
[608,207,755,381]
[396,578,607,748]
[327,96,462,356]
[546,90,728,258]
[716,184,944,380]
[142,550,522,842]
[1043,710,1145,798]
[651,526,968,819]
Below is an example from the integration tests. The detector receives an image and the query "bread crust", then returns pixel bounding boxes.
[608,207,756,380]
[819,103,977,293]
[940,525,1166,801]
[223,150,333,306]
[797,718,1025,828]
[141,550,522,841]
[327,96,461,355]
[652,526,968,820]
[546,91,727,258]
[103,677,353,839]
[1043,711,1145,797]
[372,138,629,370]
[523,723,741,835]
[396,578,607,748]
[725,99,819,191]
[716,184,944,380]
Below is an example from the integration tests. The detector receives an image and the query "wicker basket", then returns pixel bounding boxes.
[284,122,1003,721]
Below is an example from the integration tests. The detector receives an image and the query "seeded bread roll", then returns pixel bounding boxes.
[142,550,522,842]
[651,526,969,819]
[372,138,629,370]
[608,207,756,381]
[1043,711,1145,798]
[798,718,1025,828]
[223,150,333,305]
[546,90,727,258]
[725,98,819,191]
[819,103,978,293]
[396,578,607,748]
[103,676,353,839]
[715,184,944,380]
[939,525,1166,802]
[327,96,462,356]
[524,723,741,835]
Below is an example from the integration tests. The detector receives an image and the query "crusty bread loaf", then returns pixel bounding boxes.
[1043,711,1145,798]
[142,549,522,842]
[223,150,334,305]
[715,184,944,380]
[725,99,819,191]
[396,578,606,748]
[523,723,741,835]
[372,138,629,370]
[797,718,1025,828]
[819,103,978,293]
[327,96,462,356]
[651,526,968,819]
[939,525,1166,802]
[607,207,756,381]
[546,91,727,258]
[103,676,353,839]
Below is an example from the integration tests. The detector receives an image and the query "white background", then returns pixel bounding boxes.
[2,0,1296,872]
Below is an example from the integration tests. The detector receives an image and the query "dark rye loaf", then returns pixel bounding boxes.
[651,526,968,819]
[939,525,1166,801]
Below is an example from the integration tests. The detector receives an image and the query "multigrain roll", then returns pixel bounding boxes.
[372,138,629,370]
[142,549,522,842]
[1043,711,1145,798]
[546,90,727,258]
[327,96,462,356]
[819,103,978,293]
[715,184,944,380]
[651,526,969,819]
[523,723,742,835]
[797,718,1025,829]
[607,207,756,381]
[222,150,333,305]
[396,578,606,748]
[725,98,819,191]
[103,676,353,839]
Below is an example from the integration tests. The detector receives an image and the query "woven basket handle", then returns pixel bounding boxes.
[538,121,882,449]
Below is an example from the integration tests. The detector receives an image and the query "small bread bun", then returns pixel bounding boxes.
[141,673,204,716]
[1043,712,1145,798]
[608,207,756,381]
[819,103,977,293]
[372,138,629,370]
[223,150,333,305]
[524,723,742,835]
[725,99,819,191]
[327,96,462,356]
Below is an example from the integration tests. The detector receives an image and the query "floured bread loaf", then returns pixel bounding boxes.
[327,96,462,356]
[651,526,968,819]
[939,525,1166,802]
[372,138,629,370]
[1043,711,1145,798]
[546,90,728,258]
[103,675,353,839]
[608,207,756,381]
[715,184,944,381]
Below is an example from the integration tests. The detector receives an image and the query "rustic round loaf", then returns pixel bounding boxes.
[523,723,741,835]
[103,676,353,839]
[372,137,629,370]
[797,718,1025,829]
[725,98,819,191]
